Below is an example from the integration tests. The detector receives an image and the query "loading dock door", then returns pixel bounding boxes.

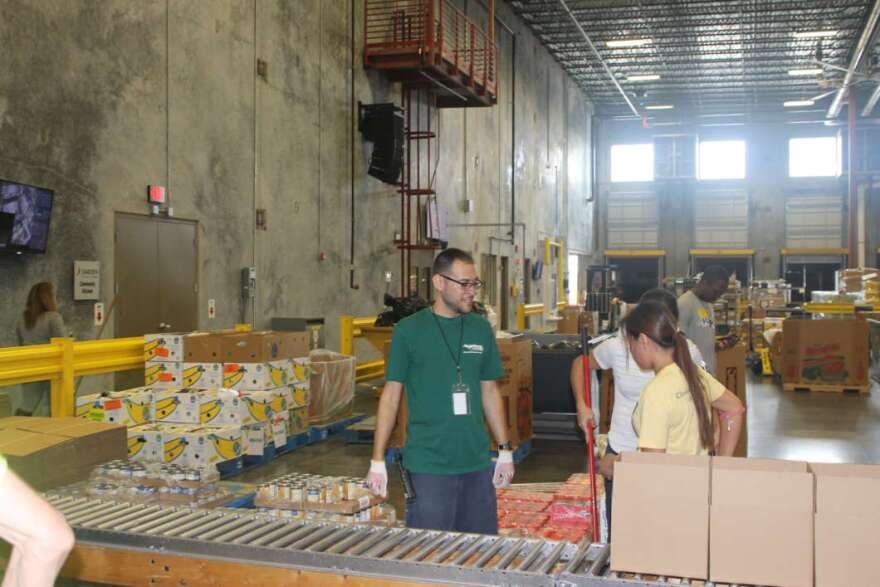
[785,194,844,249]
[695,189,748,249]
[606,190,658,249]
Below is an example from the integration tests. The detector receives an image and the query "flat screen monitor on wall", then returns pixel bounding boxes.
[0,179,54,254]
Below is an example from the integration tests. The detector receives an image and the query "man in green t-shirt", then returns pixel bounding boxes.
[366,248,515,534]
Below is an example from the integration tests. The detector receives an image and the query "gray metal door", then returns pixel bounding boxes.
[115,214,198,388]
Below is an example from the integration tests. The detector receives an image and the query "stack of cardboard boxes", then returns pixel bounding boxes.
[612,453,880,586]
[781,319,870,392]
[78,330,312,467]
[0,417,126,491]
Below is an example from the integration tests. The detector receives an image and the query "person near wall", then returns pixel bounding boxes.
[365,248,515,534]
[0,455,75,586]
[570,288,704,532]
[677,265,730,374]
[14,282,68,416]
[623,300,744,456]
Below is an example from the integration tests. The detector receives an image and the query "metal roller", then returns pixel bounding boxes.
[53,495,684,586]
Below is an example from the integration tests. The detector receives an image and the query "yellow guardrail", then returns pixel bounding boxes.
[0,337,143,418]
[515,301,567,331]
[339,315,392,383]
[804,303,873,314]
[0,324,254,418]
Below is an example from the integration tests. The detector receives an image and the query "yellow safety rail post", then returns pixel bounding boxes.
[339,315,391,383]
[234,324,253,332]
[0,336,144,418]
[516,303,546,331]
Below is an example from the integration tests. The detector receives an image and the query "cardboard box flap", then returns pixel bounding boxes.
[712,458,813,510]
[0,433,69,456]
[621,451,710,468]
[811,463,880,514]
[10,417,85,433]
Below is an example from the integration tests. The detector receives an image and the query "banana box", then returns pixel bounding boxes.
[289,358,310,387]
[181,363,223,389]
[144,333,185,362]
[289,383,310,408]
[153,389,226,425]
[159,425,191,464]
[238,388,291,423]
[75,389,154,426]
[187,425,243,465]
[222,360,291,391]
[145,360,183,388]
[289,406,309,435]
[127,424,163,463]
[212,390,255,427]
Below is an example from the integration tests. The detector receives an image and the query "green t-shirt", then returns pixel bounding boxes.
[386,308,504,475]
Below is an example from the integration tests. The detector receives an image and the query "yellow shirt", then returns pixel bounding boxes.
[632,363,726,455]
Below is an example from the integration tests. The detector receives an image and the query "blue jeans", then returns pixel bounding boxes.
[405,467,498,534]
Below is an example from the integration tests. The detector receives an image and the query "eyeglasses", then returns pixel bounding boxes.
[439,274,484,290]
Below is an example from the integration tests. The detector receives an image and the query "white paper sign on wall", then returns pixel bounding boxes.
[94,302,105,326]
[208,299,216,319]
[74,261,100,301]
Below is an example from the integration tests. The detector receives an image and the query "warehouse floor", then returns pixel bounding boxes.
[239,373,880,517]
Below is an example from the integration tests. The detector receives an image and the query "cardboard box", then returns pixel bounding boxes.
[611,452,710,579]
[223,360,291,390]
[289,406,309,435]
[144,333,186,362]
[714,344,747,457]
[244,423,272,456]
[152,389,226,425]
[239,389,291,423]
[710,457,813,587]
[186,425,243,466]
[77,388,155,426]
[556,306,598,336]
[811,462,880,587]
[289,383,310,408]
[221,331,310,363]
[781,319,870,388]
[289,357,310,387]
[159,424,190,464]
[145,360,183,388]
[182,331,232,363]
[181,362,224,389]
[0,417,126,490]
[494,337,533,446]
[127,424,163,462]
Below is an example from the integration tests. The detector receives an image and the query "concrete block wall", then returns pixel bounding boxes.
[0,1,594,367]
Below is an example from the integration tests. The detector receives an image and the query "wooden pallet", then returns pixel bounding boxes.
[783,382,871,394]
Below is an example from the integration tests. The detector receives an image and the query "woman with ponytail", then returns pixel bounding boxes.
[623,300,744,455]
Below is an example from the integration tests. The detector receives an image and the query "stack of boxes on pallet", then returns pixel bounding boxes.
[612,453,880,586]
[77,330,311,468]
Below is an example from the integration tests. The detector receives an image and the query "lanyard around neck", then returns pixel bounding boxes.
[431,310,465,380]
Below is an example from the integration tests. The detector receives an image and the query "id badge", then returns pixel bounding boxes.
[452,382,470,416]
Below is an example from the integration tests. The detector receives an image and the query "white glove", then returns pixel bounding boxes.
[366,460,388,497]
[493,450,515,488]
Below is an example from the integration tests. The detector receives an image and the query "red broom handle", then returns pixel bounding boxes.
[580,327,600,543]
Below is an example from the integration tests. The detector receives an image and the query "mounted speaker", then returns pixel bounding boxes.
[359,102,404,185]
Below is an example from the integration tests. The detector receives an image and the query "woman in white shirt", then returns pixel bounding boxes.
[569,288,703,530]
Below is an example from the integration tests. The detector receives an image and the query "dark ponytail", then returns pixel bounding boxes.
[623,301,714,451]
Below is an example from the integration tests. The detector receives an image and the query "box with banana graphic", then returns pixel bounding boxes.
[289,358,310,387]
[181,363,224,389]
[222,359,293,391]
[144,333,186,362]
[238,388,292,423]
[289,383,311,409]
[160,425,192,465]
[153,389,224,424]
[127,424,163,463]
[76,388,154,426]
[187,425,243,466]
[244,423,272,456]
[145,360,183,388]
[289,406,309,435]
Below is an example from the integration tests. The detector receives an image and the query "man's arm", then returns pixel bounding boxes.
[371,381,404,461]
[481,379,509,446]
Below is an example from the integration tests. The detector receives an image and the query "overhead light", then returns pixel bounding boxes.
[784,99,815,107]
[607,38,652,48]
[645,104,674,110]
[788,68,823,76]
[792,30,837,39]
[627,74,661,82]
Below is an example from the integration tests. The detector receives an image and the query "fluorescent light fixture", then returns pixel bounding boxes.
[607,38,652,48]
[784,99,815,107]
[788,68,823,76]
[792,30,837,39]
[626,74,661,82]
[645,104,674,110]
